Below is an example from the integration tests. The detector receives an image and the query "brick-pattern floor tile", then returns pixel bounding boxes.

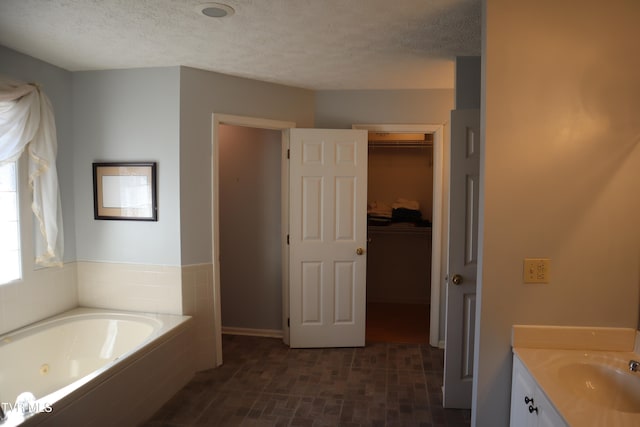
[142,335,471,427]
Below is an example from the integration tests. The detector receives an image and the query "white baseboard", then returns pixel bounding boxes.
[222,326,283,339]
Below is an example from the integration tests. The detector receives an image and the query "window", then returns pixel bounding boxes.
[0,161,21,284]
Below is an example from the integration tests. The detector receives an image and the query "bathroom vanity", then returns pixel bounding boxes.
[510,354,567,426]
[510,325,640,426]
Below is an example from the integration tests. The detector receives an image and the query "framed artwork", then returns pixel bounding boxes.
[93,162,157,221]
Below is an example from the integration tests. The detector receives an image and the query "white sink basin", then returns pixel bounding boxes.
[558,362,640,413]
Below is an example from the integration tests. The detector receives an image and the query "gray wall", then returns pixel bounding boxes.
[219,125,283,330]
[315,89,453,129]
[72,68,182,265]
[178,66,315,266]
[474,1,640,425]
[455,56,481,109]
[0,45,76,262]
[72,65,314,267]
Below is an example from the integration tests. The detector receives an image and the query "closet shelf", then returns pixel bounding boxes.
[367,132,433,148]
[368,141,432,148]
[367,224,432,236]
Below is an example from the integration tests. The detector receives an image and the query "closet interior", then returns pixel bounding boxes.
[366,132,434,344]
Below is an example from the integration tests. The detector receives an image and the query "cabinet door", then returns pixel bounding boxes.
[511,355,567,427]
[510,356,537,427]
[536,390,566,427]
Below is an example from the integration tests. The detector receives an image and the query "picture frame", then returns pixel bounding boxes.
[92,162,157,221]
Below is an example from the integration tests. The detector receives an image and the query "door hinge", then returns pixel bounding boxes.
[287,234,290,245]
[287,318,290,327]
[287,149,290,159]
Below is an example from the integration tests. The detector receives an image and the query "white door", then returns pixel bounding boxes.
[443,109,481,408]
[288,128,368,348]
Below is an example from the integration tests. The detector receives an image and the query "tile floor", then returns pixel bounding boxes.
[142,334,471,426]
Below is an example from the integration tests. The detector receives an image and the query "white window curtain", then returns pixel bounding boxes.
[0,75,63,267]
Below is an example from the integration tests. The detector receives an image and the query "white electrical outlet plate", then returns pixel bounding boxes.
[523,258,551,283]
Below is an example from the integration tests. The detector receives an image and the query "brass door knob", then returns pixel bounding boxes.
[451,274,463,285]
[356,247,365,255]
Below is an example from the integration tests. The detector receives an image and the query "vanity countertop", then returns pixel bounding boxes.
[512,325,640,427]
[514,347,640,426]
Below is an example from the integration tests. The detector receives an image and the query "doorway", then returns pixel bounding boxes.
[218,124,284,337]
[354,124,445,348]
[211,114,294,365]
[212,117,445,364]
[365,132,434,344]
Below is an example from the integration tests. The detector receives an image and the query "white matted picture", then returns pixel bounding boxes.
[93,162,157,221]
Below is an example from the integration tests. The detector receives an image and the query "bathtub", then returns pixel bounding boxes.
[0,308,194,427]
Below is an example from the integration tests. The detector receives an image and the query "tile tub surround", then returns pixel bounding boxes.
[0,262,77,336]
[512,325,640,426]
[77,261,183,314]
[77,261,217,372]
[181,263,217,372]
[143,334,471,426]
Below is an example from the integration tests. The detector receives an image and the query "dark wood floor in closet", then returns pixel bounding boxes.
[366,302,430,344]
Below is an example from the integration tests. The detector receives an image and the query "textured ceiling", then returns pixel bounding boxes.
[0,0,481,90]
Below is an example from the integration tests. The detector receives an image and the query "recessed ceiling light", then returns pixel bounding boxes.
[196,3,235,18]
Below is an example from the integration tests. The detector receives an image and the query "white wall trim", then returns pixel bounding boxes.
[214,114,296,130]
[212,114,295,366]
[353,123,445,348]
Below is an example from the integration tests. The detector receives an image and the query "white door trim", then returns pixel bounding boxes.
[211,114,296,366]
[352,123,446,348]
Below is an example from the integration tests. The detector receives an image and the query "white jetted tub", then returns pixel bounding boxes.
[0,308,194,427]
